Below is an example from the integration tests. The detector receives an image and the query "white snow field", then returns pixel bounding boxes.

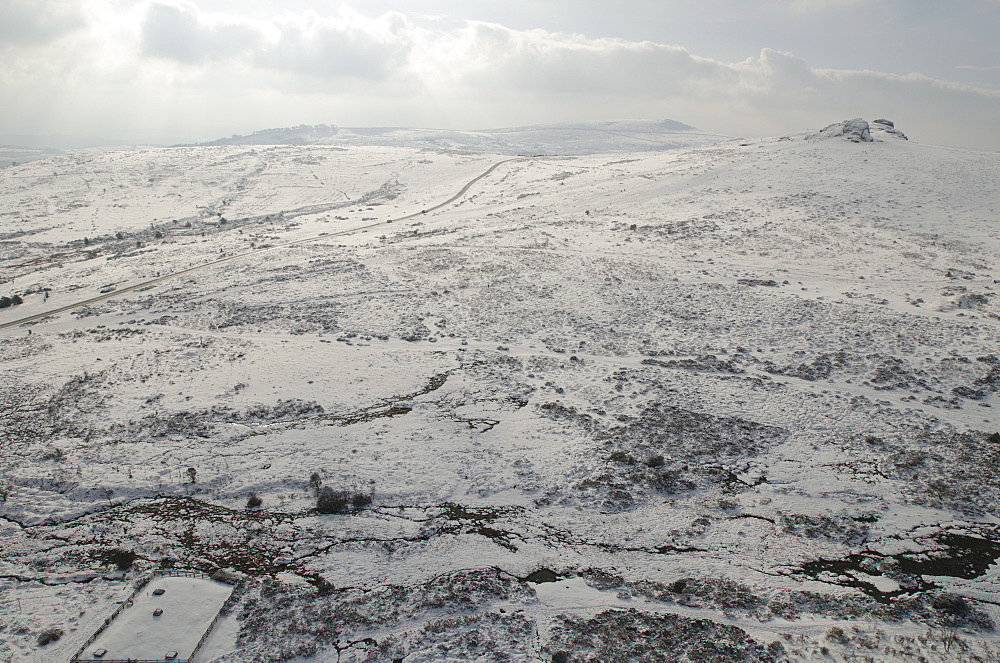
[191,119,730,156]
[2,119,1000,662]
[80,575,232,662]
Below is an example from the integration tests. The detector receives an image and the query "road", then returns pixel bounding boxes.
[0,157,524,331]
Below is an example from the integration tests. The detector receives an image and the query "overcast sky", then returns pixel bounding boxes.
[2,0,999,149]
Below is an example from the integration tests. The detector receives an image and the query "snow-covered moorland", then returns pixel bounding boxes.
[2,119,1000,662]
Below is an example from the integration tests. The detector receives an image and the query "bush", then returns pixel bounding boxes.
[316,487,372,514]
[308,472,323,496]
[103,548,137,570]
[608,451,635,464]
[37,628,63,646]
[246,492,262,509]
[352,492,373,510]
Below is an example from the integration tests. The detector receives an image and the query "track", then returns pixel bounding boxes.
[0,157,524,331]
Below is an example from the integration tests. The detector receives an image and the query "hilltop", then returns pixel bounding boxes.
[190,119,728,155]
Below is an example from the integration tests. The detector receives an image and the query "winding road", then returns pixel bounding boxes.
[0,157,524,331]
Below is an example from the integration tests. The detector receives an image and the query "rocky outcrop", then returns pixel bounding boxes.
[812,118,873,143]
[871,118,908,140]
[809,118,907,143]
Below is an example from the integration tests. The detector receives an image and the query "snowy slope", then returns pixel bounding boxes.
[193,119,729,155]
[2,121,1000,662]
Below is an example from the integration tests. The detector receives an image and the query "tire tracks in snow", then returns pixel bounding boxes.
[0,158,526,332]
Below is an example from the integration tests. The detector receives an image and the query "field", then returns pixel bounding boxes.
[79,574,233,662]
[2,123,1000,661]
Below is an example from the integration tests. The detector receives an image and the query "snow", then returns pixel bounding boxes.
[2,121,1000,661]
[194,119,729,155]
[808,118,874,142]
[83,576,232,661]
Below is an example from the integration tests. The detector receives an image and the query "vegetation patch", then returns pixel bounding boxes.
[545,608,776,663]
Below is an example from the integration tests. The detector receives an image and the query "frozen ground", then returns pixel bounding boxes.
[83,575,232,661]
[2,120,1000,662]
[193,119,729,155]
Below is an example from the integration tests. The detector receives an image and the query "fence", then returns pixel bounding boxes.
[187,600,227,662]
[68,569,218,663]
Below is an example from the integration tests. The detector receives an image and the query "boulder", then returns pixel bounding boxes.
[870,119,908,141]
[812,118,873,143]
[808,118,908,143]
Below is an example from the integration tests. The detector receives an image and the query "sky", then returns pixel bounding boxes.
[1,0,999,149]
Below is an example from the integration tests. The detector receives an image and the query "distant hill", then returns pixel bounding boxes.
[0,133,131,151]
[188,120,729,155]
[0,134,159,167]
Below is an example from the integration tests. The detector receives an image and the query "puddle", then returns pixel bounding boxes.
[794,529,1000,601]
[524,568,561,584]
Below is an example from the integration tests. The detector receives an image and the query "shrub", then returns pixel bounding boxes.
[246,492,262,509]
[103,548,137,570]
[308,472,323,496]
[37,628,63,646]
[316,488,349,514]
[316,487,372,514]
[352,492,373,510]
[607,451,635,464]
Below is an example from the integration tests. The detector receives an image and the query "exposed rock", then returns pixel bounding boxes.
[809,118,908,143]
[871,118,909,141]
[812,118,873,143]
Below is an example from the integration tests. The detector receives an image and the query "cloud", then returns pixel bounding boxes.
[0,0,84,47]
[256,7,414,81]
[784,0,872,12]
[141,2,264,64]
[139,2,413,80]
[1,1,998,150]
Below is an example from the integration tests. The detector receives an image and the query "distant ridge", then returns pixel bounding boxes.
[0,133,130,150]
[184,120,728,155]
